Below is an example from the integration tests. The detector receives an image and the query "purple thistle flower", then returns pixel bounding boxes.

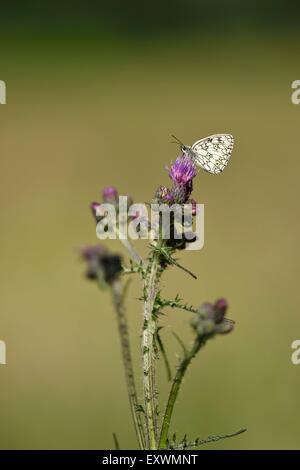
[168,155,197,185]
[102,186,118,202]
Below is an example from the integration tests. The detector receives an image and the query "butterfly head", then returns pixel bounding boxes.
[171,134,190,154]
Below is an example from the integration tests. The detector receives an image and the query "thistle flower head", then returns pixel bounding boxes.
[168,155,197,185]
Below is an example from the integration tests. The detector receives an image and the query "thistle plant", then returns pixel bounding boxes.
[80,152,246,450]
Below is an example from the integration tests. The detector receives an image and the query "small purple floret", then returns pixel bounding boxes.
[102,186,118,201]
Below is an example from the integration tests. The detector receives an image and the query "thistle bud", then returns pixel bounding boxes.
[155,185,174,204]
[191,298,233,339]
[80,245,122,285]
[214,298,228,323]
[102,186,118,203]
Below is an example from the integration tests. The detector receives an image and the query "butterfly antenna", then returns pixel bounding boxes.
[171,134,184,146]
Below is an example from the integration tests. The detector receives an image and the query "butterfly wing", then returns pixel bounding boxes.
[191,134,234,174]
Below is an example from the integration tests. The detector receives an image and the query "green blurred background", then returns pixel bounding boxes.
[0,1,300,450]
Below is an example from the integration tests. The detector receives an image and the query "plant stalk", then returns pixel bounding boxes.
[142,249,161,449]
[111,279,145,449]
[159,337,204,449]
[116,225,142,263]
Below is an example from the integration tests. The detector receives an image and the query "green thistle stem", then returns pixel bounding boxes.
[142,246,161,449]
[159,336,204,449]
[111,279,145,449]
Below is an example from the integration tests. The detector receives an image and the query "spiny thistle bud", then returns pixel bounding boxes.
[80,244,122,284]
[155,185,174,204]
[191,299,234,338]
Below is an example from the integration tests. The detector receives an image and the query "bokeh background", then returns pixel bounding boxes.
[0,1,300,450]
